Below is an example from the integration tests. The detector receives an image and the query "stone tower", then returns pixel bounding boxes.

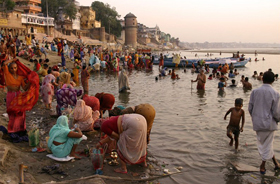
[124,13,137,48]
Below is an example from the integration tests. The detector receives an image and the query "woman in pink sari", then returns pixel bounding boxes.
[96,114,147,174]
[73,99,99,131]
[41,70,57,109]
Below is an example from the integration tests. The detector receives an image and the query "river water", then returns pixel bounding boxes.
[88,50,280,184]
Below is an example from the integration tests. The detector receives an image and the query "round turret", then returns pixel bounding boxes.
[124,12,137,48]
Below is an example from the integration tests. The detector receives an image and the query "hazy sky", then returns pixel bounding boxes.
[78,0,280,43]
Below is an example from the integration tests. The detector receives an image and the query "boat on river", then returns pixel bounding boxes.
[153,57,249,68]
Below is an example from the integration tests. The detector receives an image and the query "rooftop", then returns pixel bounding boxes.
[124,12,136,18]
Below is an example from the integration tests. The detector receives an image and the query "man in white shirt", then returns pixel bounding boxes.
[249,71,280,174]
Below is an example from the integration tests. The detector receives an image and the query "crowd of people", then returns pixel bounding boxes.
[0,33,158,174]
[1,31,280,176]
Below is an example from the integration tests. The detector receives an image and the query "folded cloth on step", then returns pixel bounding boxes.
[46,154,74,162]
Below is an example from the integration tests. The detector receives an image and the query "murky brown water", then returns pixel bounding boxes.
[88,50,280,184]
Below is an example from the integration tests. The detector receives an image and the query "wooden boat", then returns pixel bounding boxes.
[153,57,249,68]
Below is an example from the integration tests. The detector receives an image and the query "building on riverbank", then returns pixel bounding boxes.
[124,12,137,48]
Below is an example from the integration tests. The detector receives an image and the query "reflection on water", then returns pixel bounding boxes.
[197,90,206,98]
[118,91,130,105]
[218,90,226,97]
[88,51,280,184]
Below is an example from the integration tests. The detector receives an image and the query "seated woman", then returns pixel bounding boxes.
[73,100,99,132]
[95,92,115,118]
[48,116,83,159]
[96,114,147,174]
[56,86,82,116]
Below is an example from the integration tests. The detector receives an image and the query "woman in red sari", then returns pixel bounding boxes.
[2,59,31,133]
[57,40,62,56]
[96,114,147,174]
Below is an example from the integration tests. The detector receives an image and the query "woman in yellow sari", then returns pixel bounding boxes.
[72,62,80,86]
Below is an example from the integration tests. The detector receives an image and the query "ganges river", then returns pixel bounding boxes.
[88,50,280,184]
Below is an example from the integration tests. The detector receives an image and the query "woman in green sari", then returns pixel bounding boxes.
[48,116,83,159]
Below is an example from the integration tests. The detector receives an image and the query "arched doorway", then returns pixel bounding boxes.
[30,27,34,33]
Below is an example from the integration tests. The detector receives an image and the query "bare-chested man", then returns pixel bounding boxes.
[224,98,245,150]
[191,69,206,90]
[242,77,252,90]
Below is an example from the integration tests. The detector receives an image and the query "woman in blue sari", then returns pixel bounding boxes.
[48,116,83,159]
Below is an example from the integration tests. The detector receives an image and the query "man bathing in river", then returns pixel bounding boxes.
[224,98,245,150]
[191,69,206,90]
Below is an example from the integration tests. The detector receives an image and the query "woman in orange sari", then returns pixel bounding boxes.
[2,59,31,134]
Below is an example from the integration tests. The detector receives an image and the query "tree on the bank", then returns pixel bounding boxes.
[0,0,15,16]
[40,0,77,21]
[91,1,122,37]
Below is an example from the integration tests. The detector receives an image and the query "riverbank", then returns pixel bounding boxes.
[0,51,174,184]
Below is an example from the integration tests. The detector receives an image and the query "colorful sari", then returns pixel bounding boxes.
[72,66,80,86]
[95,93,115,111]
[112,58,119,72]
[117,114,147,164]
[41,74,55,105]
[73,100,97,131]
[56,87,82,116]
[57,42,62,56]
[82,94,100,111]
[6,60,39,133]
[48,116,82,158]
[121,104,156,144]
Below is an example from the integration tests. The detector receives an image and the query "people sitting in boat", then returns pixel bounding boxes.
[234,69,239,76]
[228,70,235,78]
[252,71,258,78]
[217,64,222,71]
[208,74,213,80]
[171,69,180,80]
[229,63,234,70]
[229,79,237,87]
[257,72,263,81]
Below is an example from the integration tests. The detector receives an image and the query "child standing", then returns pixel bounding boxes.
[218,77,227,91]
[224,98,245,150]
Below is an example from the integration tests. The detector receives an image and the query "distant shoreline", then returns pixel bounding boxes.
[186,48,280,55]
